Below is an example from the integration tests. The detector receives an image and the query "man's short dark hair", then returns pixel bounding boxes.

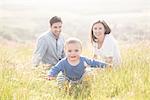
[49,16,62,26]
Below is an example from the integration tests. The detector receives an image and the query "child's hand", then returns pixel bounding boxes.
[47,76,55,80]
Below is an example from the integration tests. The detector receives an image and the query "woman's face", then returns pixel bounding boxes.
[92,23,105,41]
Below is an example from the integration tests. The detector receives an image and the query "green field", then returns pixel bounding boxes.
[0,41,149,100]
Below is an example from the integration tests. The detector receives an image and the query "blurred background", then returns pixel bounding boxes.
[0,0,150,45]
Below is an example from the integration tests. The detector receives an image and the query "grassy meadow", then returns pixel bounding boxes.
[0,0,150,99]
[0,40,150,100]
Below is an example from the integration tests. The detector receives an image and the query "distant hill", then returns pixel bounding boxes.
[0,0,150,44]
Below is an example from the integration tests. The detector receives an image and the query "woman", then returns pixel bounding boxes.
[90,20,121,65]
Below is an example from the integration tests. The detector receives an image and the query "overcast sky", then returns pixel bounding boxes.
[1,0,149,14]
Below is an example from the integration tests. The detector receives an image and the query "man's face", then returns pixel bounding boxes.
[50,22,62,38]
[65,43,82,62]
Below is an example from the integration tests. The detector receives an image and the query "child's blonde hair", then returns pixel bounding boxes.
[64,37,82,50]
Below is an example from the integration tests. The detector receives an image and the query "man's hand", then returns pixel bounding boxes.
[43,64,53,70]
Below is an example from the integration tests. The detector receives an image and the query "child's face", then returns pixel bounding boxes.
[65,43,82,62]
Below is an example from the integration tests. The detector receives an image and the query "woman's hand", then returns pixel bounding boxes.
[93,54,98,59]
[105,57,113,64]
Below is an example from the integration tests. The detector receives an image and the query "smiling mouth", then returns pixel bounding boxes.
[71,56,76,58]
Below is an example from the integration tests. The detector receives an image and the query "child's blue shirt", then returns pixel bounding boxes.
[48,56,106,81]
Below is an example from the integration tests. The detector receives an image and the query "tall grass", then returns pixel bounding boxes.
[0,41,150,100]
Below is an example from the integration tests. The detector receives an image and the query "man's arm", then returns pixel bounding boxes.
[32,38,47,67]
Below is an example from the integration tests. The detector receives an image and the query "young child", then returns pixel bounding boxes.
[47,37,109,87]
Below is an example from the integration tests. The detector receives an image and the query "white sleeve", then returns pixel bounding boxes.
[105,35,121,65]
[102,37,114,57]
[92,43,98,55]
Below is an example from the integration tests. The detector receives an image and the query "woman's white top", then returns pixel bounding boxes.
[93,34,121,65]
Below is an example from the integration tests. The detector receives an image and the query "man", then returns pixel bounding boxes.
[32,16,65,67]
